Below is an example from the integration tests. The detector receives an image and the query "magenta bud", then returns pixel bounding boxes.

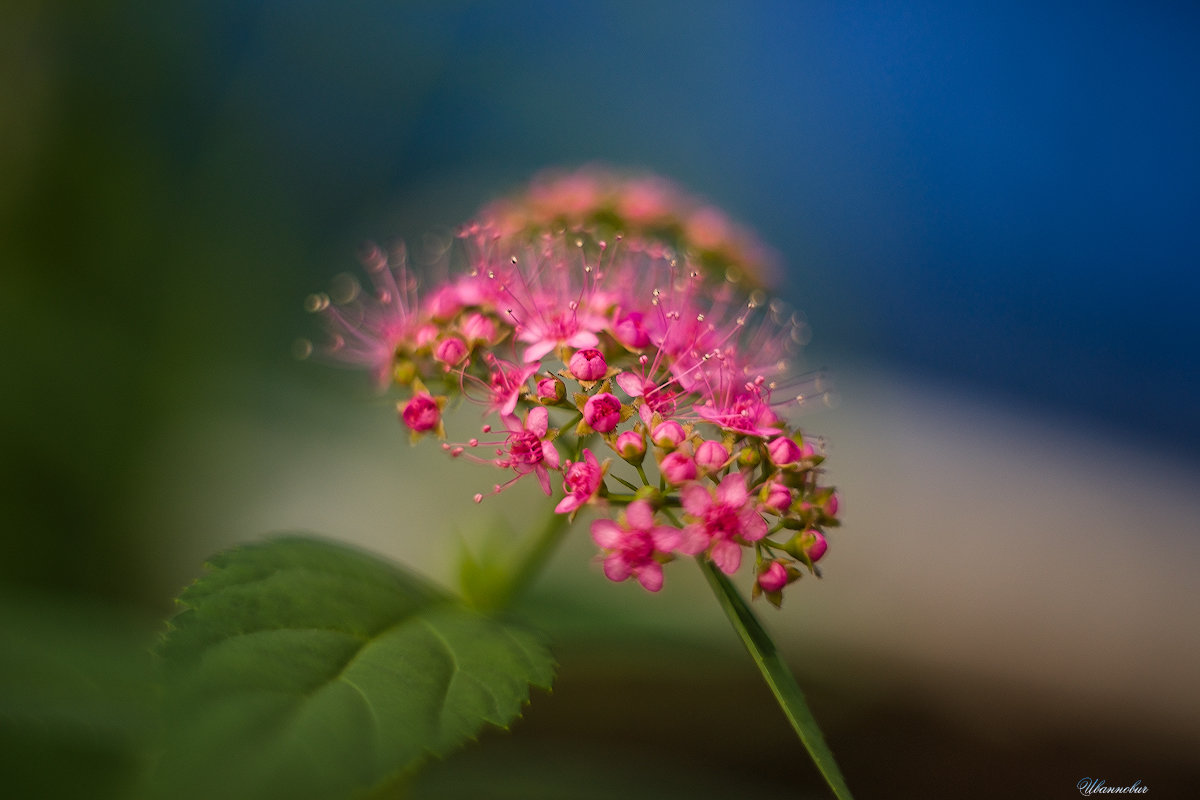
[761,480,792,512]
[659,451,697,484]
[537,374,566,402]
[460,312,497,345]
[584,392,622,433]
[694,439,729,472]
[401,394,440,432]
[614,430,646,462]
[758,561,789,593]
[824,491,840,518]
[434,336,469,366]
[650,420,687,449]
[568,348,608,381]
[799,529,828,563]
[767,436,803,466]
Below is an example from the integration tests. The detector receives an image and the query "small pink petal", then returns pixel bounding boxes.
[680,483,712,517]
[650,526,681,552]
[523,339,557,362]
[710,540,742,574]
[566,331,600,348]
[635,562,664,592]
[615,372,647,398]
[591,518,622,548]
[716,473,749,506]
[534,465,552,496]
[626,499,656,531]
[556,494,582,514]
[739,509,768,541]
[525,405,549,436]
[541,441,561,469]
[603,553,632,582]
[678,524,710,555]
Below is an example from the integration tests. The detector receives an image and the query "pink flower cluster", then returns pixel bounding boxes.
[477,165,781,288]
[308,178,838,605]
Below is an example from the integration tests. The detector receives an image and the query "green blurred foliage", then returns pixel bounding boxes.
[0,1,450,603]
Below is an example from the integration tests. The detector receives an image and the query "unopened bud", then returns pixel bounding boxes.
[537,374,566,403]
[614,429,646,462]
[767,436,803,466]
[568,348,608,381]
[757,561,789,593]
[694,440,729,472]
[400,394,441,432]
[651,420,686,449]
[434,336,469,366]
[583,392,622,433]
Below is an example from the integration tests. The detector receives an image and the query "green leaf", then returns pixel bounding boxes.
[152,536,555,800]
[698,559,854,800]
[0,590,156,800]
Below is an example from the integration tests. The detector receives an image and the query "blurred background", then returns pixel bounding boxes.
[2,1,1198,797]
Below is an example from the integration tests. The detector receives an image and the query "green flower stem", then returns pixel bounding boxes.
[698,558,854,800]
[486,510,571,610]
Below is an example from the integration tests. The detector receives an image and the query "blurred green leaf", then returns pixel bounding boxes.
[152,535,555,800]
[0,589,157,800]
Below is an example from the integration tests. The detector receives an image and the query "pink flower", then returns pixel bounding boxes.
[681,473,769,574]
[555,449,605,515]
[590,500,682,592]
[694,389,780,438]
[757,561,789,593]
[568,348,608,381]
[308,243,418,387]
[659,451,697,485]
[612,310,651,349]
[400,393,441,433]
[583,392,622,433]
[517,306,603,363]
[483,357,538,419]
[500,406,561,495]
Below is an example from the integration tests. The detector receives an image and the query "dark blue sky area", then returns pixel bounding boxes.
[75,1,1200,454]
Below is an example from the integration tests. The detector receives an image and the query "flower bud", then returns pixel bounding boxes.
[614,429,646,462]
[568,348,608,381]
[824,491,839,518]
[583,392,622,433]
[400,393,441,432]
[767,436,802,466]
[460,312,498,345]
[537,374,566,403]
[797,529,828,563]
[694,439,729,472]
[757,561,789,593]
[737,445,760,468]
[434,336,468,366]
[760,480,792,512]
[659,451,697,484]
[650,420,686,449]
[413,323,439,349]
